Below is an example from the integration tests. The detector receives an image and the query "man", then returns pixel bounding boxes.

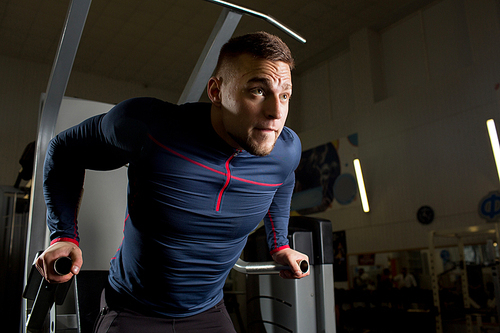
[394,267,417,289]
[36,31,308,332]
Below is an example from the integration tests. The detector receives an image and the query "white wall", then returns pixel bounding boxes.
[289,0,500,255]
[54,97,128,270]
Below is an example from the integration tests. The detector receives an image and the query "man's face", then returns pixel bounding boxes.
[210,54,292,156]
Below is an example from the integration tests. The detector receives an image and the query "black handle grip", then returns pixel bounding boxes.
[54,256,73,276]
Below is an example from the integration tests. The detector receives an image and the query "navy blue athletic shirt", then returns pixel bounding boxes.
[43,97,301,317]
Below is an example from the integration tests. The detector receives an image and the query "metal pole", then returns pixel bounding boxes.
[23,0,92,331]
[177,8,242,104]
[428,230,443,333]
[458,237,473,333]
[9,192,18,260]
[203,0,306,44]
[486,239,500,325]
[233,258,309,275]
[314,264,336,333]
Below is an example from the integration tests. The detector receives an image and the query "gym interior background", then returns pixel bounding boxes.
[2,0,500,332]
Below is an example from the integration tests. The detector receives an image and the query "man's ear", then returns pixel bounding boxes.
[207,77,222,106]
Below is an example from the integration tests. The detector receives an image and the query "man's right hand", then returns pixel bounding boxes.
[36,241,83,283]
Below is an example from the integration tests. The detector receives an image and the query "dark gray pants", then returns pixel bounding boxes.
[93,287,236,333]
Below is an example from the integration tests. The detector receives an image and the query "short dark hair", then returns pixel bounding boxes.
[214,31,294,76]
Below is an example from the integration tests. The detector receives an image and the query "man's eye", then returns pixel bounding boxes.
[280,94,290,101]
[252,88,264,96]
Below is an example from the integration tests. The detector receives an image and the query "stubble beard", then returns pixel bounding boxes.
[229,132,277,157]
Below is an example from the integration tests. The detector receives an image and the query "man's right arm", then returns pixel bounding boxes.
[43,114,133,244]
[39,97,157,282]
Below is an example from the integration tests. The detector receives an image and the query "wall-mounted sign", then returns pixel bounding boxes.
[478,191,500,222]
[358,253,375,266]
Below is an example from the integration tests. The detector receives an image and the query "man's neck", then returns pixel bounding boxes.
[210,104,241,150]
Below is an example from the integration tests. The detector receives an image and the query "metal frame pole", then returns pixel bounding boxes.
[428,231,443,333]
[457,237,473,333]
[486,239,500,326]
[23,0,92,331]
[177,8,242,104]
[494,225,500,323]
[314,264,336,333]
[203,0,306,44]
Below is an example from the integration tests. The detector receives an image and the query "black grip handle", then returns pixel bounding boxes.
[54,256,73,276]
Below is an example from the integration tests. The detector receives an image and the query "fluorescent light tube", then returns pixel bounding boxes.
[487,119,500,183]
[353,159,370,213]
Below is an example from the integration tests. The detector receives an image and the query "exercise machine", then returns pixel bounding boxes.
[241,216,336,333]
[24,216,335,333]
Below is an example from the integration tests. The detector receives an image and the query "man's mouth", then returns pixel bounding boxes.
[255,127,277,133]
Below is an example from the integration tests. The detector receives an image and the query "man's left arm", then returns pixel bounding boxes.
[264,166,309,279]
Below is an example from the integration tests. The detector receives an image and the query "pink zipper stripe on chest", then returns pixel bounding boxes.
[149,134,225,175]
[216,154,235,211]
[148,134,284,212]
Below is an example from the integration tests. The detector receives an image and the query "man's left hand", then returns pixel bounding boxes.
[272,248,310,279]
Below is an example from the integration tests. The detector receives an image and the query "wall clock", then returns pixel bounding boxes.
[417,205,434,224]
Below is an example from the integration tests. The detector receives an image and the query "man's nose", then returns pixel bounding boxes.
[265,95,284,119]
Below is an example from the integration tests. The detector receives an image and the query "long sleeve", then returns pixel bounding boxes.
[43,97,154,244]
[265,170,296,254]
[263,127,302,254]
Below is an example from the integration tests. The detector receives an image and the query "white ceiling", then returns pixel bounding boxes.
[0,0,436,95]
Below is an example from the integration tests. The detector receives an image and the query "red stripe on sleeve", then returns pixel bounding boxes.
[270,245,290,255]
[50,238,79,246]
[267,211,290,255]
[267,211,278,249]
